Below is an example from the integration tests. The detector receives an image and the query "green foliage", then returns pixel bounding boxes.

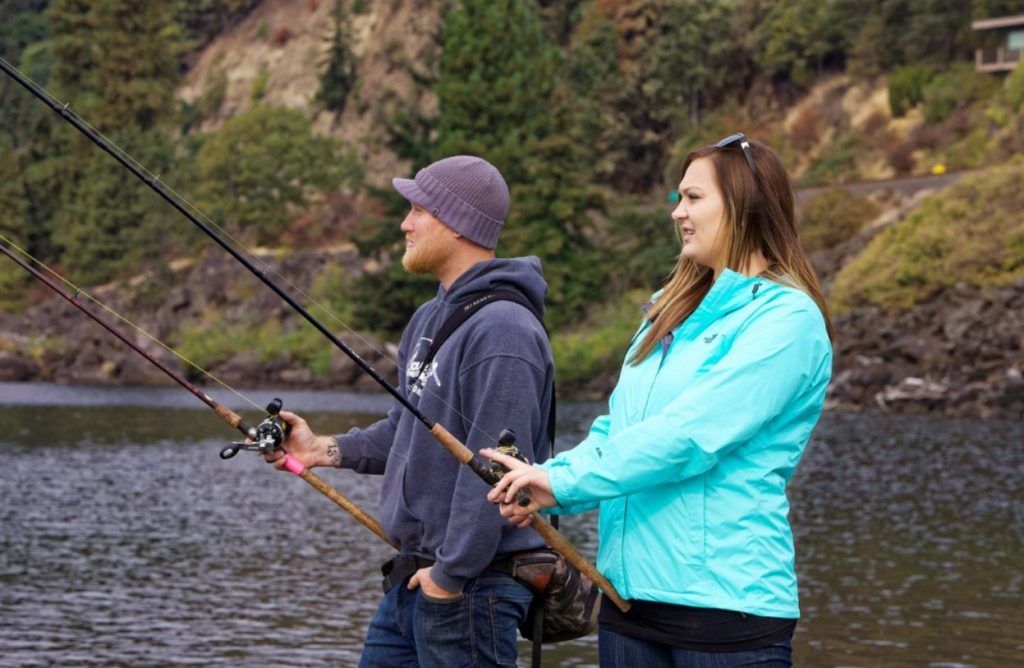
[199,69,229,117]
[552,290,648,386]
[431,0,607,328]
[563,14,630,185]
[799,188,881,252]
[0,1,50,61]
[0,0,50,150]
[434,0,559,174]
[0,261,31,312]
[173,0,260,51]
[308,261,359,326]
[52,0,181,132]
[888,64,933,117]
[250,65,269,101]
[175,317,333,379]
[194,106,345,245]
[921,63,998,124]
[886,0,973,66]
[758,0,855,87]
[0,146,35,310]
[798,132,859,186]
[345,195,437,338]
[23,0,184,285]
[1005,62,1024,113]
[47,0,97,97]
[349,260,438,339]
[52,130,181,285]
[316,0,357,113]
[600,199,679,294]
[830,161,1024,314]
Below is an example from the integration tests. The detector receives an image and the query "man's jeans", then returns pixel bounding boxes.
[599,628,793,667]
[358,569,533,668]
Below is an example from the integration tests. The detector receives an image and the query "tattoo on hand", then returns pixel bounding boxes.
[327,437,341,467]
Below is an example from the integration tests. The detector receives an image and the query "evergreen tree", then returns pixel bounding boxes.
[44,0,182,284]
[316,0,357,114]
[89,0,180,133]
[433,0,559,182]
[564,8,637,187]
[433,0,602,326]
[47,0,96,100]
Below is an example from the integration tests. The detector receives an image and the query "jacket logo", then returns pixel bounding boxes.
[410,362,441,396]
[407,337,442,396]
[704,333,718,344]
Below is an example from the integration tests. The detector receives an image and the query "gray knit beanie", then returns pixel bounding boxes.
[392,155,510,250]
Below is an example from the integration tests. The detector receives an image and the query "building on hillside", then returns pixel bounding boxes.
[972,14,1024,72]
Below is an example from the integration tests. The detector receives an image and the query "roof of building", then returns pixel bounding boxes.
[972,14,1024,31]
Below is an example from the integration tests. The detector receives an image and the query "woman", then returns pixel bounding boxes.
[484,133,832,667]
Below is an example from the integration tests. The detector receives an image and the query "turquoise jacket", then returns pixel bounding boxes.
[544,270,832,618]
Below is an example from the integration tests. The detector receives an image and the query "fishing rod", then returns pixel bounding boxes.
[0,58,630,612]
[0,240,396,549]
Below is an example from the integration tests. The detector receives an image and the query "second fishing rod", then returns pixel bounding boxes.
[0,239,395,548]
[0,58,630,612]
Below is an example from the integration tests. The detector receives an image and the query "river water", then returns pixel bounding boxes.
[0,382,1021,667]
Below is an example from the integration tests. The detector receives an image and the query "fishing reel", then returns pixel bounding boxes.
[487,429,532,510]
[487,428,529,478]
[220,398,291,459]
[489,428,552,514]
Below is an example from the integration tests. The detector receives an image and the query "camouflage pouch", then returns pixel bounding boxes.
[510,549,601,643]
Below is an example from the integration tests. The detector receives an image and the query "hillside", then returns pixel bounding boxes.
[176,0,444,187]
[1,0,1022,420]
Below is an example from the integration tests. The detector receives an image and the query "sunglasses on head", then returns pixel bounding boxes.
[666,132,758,204]
[715,132,757,175]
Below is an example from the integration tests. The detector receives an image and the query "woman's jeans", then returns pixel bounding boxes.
[599,628,793,667]
[358,569,533,668]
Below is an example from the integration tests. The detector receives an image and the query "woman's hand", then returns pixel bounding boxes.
[264,410,339,470]
[481,448,557,528]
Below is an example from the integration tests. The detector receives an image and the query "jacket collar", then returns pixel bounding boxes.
[691,269,769,321]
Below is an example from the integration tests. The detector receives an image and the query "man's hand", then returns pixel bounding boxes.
[408,566,461,600]
[264,410,341,470]
[481,448,557,527]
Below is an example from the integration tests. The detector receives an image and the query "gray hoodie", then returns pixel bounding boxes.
[336,256,554,592]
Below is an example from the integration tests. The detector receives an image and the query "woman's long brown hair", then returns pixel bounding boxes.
[629,139,833,364]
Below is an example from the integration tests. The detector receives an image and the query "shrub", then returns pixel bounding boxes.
[1005,61,1024,112]
[888,64,933,117]
[250,66,269,101]
[194,106,343,245]
[798,132,858,186]
[552,290,649,387]
[799,188,881,252]
[921,63,998,124]
[830,160,1024,315]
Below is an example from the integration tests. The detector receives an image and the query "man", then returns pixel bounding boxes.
[270,155,555,667]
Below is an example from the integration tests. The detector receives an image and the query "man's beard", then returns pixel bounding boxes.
[401,233,449,276]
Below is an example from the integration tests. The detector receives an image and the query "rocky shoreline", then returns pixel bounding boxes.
[1,249,1021,421]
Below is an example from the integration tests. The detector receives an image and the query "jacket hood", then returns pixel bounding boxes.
[439,256,548,318]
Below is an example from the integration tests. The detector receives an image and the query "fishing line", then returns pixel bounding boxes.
[0,56,631,611]
[0,231,262,413]
[0,236,397,548]
[0,55,495,445]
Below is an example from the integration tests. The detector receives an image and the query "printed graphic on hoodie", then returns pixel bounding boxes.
[407,336,441,396]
